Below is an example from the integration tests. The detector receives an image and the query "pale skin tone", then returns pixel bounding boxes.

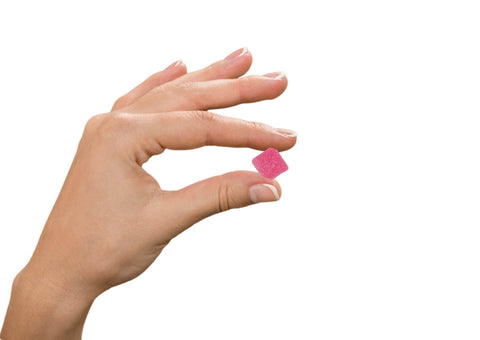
[0,48,297,339]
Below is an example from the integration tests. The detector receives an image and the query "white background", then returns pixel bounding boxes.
[1,1,479,339]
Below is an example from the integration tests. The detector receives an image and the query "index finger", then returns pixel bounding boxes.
[123,111,297,164]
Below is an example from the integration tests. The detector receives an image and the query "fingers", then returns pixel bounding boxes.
[111,60,187,111]
[124,111,296,163]
[169,47,252,85]
[149,171,282,239]
[122,73,288,113]
[112,48,282,114]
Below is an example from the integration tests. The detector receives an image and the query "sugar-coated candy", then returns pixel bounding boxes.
[252,148,288,179]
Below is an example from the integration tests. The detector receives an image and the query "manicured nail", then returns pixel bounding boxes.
[275,128,297,138]
[173,60,184,68]
[249,184,280,203]
[166,60,184,70]
[225,47,248,61]
[170,60,183,68]
[262,72,286,80]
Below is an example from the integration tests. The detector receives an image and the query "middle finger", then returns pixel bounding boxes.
[122,72,288,113]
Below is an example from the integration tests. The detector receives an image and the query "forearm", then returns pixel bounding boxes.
[1,267,95,340]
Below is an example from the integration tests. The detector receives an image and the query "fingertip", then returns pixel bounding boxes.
[223,47,253,78]
[251,126,296,152]
[242,48,253,65]
[274,128,297,138]
[270,72,288,97]
[225,170,282,203]
[243,72,288,101]
[273,128,298,151]
[176,60,188,73]
[225,47,250,61]
[165,60,187,76]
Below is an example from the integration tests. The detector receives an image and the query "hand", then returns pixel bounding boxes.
[0,48,296,340]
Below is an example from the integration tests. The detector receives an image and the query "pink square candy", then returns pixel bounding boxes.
[252,148,288,179]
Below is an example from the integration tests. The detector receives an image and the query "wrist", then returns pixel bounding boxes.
[1,266,96,340]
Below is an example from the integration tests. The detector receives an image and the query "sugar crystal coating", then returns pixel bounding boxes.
[252,148,288,179]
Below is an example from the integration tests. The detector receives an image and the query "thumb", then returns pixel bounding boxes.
[159,171,281,238]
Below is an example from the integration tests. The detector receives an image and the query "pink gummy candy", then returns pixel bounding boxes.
[252,148,289,179]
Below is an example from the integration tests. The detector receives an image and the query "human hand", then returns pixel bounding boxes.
[0,48,296,340]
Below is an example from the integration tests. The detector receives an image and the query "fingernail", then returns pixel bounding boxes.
[173,60,184,68]
[262,72,286,80]
[166,60,184,70]
[275,128,297,138]
[225,47,248,61]
[172,60,183,67]
[249,184,280,203]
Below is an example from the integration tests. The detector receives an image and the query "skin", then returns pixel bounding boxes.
[0,48,297,340]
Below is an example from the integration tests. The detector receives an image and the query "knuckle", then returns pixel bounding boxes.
[84,113,131,141]
[150,83,169,96]
[104,114,133,136]
[164,82,205,110]
[237,76,254,102]
[84,113,106,134]
[168,81,197,93]
[190,110,216,122]
[147,70,165,84]
[249,120,267,132]
[217,181,233,213]
[112,95,130,111]
[204,61,222,77]
[216,175,245,213]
